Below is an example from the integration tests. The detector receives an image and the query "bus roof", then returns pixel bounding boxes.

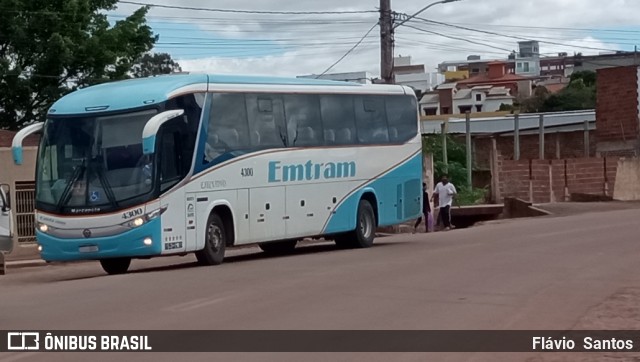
[49,74,407,116]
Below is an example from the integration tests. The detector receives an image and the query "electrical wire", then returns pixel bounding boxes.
[400,24,513,53]
[407,16,626,53]
[118,1,378,15]
[316,23,378,78]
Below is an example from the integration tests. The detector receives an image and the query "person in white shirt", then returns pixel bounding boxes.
[431,175,457,231]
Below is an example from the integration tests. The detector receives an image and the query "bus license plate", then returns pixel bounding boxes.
[79,245,99,253]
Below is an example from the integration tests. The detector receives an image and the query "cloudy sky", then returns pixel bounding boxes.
[113,0,640,78]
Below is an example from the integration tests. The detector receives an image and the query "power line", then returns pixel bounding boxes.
[108,13,377,24]
[394,36,508,56]
[400,24,513,53]
[409,16,624,53]
[316,23,378,78]
[118,1,378,15]
[444,21,640,35]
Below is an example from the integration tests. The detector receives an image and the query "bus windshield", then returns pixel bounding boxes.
[36,110,157,213]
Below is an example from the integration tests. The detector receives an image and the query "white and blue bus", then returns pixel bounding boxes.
[12,74,423,274]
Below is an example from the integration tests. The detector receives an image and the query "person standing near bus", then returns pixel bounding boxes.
[432,175,457,231]
[413,182,432,233]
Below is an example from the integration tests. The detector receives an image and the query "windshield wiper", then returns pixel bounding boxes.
[57,161,86,209]
[93,162,118,209]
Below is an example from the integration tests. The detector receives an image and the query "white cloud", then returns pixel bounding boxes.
[117,0,640,77]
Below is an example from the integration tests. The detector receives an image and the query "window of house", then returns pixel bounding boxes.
[475,94,482,102]
[517,62,522,69]
[475,105,483,112]
[423,107,437,116]
[458,105,472,114]
[523,62,530,72]
[441,107,450,115]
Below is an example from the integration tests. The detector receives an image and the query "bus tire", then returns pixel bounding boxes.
[334,199,376,249]
[100,258,131,275]
[259,240,297,254]
[352,199,376,248]
[196,213,226,266]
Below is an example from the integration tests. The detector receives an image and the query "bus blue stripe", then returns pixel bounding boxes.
[323,152,423,234]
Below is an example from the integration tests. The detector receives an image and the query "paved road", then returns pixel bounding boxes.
[1,207,640,362]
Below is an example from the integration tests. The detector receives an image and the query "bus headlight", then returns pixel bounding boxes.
[38,223,49,233]
[122,206,167,229]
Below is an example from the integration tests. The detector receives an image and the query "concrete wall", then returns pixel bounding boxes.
[483,98,513,113]
[0,147,38,260]
[613,158,640,201]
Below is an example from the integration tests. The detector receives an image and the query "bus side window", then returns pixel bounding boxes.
[246,95,286,149]
[320,95,356,146]
[386,95,418,143]
[159,129,181,192]
[283,94,323,147]
[204,93,251,163]
[355,95,389,144]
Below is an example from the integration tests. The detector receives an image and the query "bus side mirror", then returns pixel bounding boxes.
[142,109,185,155]
[12,122,44,165]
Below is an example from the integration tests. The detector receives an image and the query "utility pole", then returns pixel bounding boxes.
[380,0,394,84]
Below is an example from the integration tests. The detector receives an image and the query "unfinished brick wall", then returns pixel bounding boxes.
[596,65,640,155]
[472,131,596,170]
[498,157,619,203]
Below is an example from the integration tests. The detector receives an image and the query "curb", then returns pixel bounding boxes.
[5,259,48,269]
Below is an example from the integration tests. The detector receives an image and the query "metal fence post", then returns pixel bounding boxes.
[514,113,520,161]
[584,120,590,157]
[466,111,472,188]
[441,122,448,173]
[539,114,545,160]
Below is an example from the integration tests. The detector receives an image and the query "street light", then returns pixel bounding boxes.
[393,0,462,29]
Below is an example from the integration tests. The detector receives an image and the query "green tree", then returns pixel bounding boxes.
[422,133,488,205]
[0,0,158,130]
[570,70,596,87]
[540,72,597,112]
[520,86,550,113]
[132,52,182,78]
[422,133,468,187]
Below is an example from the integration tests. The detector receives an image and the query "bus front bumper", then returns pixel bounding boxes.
[36,218,162,261]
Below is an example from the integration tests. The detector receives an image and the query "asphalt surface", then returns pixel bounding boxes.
[1,207,640,362]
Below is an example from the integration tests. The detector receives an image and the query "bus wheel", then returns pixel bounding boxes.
[196,213,226,266]
[259,240,297,254]
[334,199,376,249]
[100,258,131,275]
[352,199,376,248]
